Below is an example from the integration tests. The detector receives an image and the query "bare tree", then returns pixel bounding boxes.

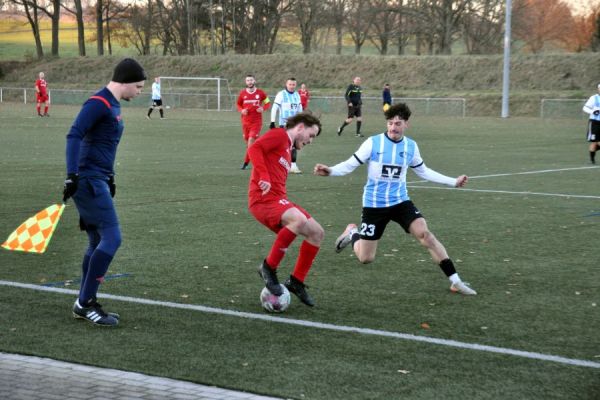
[513,0,575,53]
[8,0,44,58]
[127,0,154,55]
[61,0,86,56]
[346,0,374,54]
[461,0,504,54]
[324,0,348,54]
[368,0,401,55]
[294,0,325,53]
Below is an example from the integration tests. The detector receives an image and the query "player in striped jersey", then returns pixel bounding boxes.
[314,103,477,296]
[270,77,303,173]
[582,83,600,164]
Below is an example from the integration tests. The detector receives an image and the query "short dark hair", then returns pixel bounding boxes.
[287,77,297,82]
[384,103,412,121]
[246,74,255,78]
[285,111,322,136]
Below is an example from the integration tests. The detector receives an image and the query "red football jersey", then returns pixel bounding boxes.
[298,88,310,109]
[35,79,47,95]
[237,88,270,123]
[247,128,292,206]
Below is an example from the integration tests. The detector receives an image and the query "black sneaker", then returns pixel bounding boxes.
[241,163,248,170]
[72,299,119,326]
[337,126,343,136]
[284,276,315,307]
[355,133,364,138]
[258,261,283,296]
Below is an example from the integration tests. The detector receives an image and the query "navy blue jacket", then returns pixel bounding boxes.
[66,87,124,178]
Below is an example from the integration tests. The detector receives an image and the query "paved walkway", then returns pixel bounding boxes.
[0,352,283,400]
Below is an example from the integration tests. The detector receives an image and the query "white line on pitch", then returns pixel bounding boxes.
[1,280,598,370]
[409,186,600,199]
[468,166,600,179]
[408,166,599,185]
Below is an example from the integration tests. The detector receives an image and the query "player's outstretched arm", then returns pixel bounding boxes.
[455,175,468,188]
[313,164,331,176]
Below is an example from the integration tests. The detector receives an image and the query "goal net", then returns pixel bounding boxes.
[540,99,587,119]
[160,77,233,111]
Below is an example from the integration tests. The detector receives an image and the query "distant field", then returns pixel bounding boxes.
[0,103,599,399]
[0,19,131,59]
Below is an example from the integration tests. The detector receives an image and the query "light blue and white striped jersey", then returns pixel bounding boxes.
[271,90,302,127]
[329,132,456,208]
[151,82,161,100]
[358,133,420,207]
[583,94,600,121]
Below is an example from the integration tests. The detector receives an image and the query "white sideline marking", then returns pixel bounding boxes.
[468,166,600,179]
[409,186,600,200]
[1,280,599,370]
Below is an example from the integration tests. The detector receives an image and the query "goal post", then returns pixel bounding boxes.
[540,99,587,119]
[159,76,233,111]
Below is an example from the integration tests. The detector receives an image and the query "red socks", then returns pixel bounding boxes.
[292,241,320,282]
[266,227,296,269]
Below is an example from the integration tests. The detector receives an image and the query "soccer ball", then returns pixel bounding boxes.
[260,285,291,313]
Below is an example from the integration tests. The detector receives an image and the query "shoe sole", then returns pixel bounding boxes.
[450,285,477,295]
[72,312,119,326]
[73,312,120,320]
[335,224,357,253]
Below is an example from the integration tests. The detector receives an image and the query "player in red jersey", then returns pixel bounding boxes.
[237,74,271,170]
[35,72,50,117]
[298,83,310,110]
[248,112,323,306]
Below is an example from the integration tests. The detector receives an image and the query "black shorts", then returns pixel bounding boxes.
[359,201,423,241]
[587,119,600,142]
[152,99,163,107]
[347,104,362,118]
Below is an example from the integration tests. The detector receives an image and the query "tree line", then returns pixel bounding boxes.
[3,0,600,59]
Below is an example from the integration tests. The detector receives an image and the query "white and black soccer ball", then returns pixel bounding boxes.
[260,285,291,313]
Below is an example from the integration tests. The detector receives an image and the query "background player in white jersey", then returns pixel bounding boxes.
[271,77,303,173]
[314,103,477,296]
[147,77,165,119]
[582,83,600,164]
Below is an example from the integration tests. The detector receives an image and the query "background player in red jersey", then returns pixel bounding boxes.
[35,72,50,117]
[298,83,310,110]
[248,112,323,306]
[237,74,271,170]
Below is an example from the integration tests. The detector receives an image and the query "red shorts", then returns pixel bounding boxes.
[242,121,262,141]
[249,198,311,233]
[36,93,49,103]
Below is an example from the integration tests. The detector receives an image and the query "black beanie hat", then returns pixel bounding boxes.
[112,58,147,83]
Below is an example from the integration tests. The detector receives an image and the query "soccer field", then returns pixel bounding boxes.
[0,103,598,399]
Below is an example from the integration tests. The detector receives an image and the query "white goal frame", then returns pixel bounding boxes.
[159,76,233,111]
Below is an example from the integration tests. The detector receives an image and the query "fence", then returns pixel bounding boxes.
[309,96,466,117]
[540,99,587,119]
[1,87,467,117]
[0,87,233,110]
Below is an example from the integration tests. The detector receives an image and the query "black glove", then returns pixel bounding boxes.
[108,175,116,198]
[63,173,78,202]
[269,122,276,129]
[593,110,600,116]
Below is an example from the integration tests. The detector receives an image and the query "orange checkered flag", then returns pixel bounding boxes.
[2,204,65,254]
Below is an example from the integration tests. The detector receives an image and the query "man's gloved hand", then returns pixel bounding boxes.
[62,173,79,202]
[108,175,116,198]
[269,122,276,129]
